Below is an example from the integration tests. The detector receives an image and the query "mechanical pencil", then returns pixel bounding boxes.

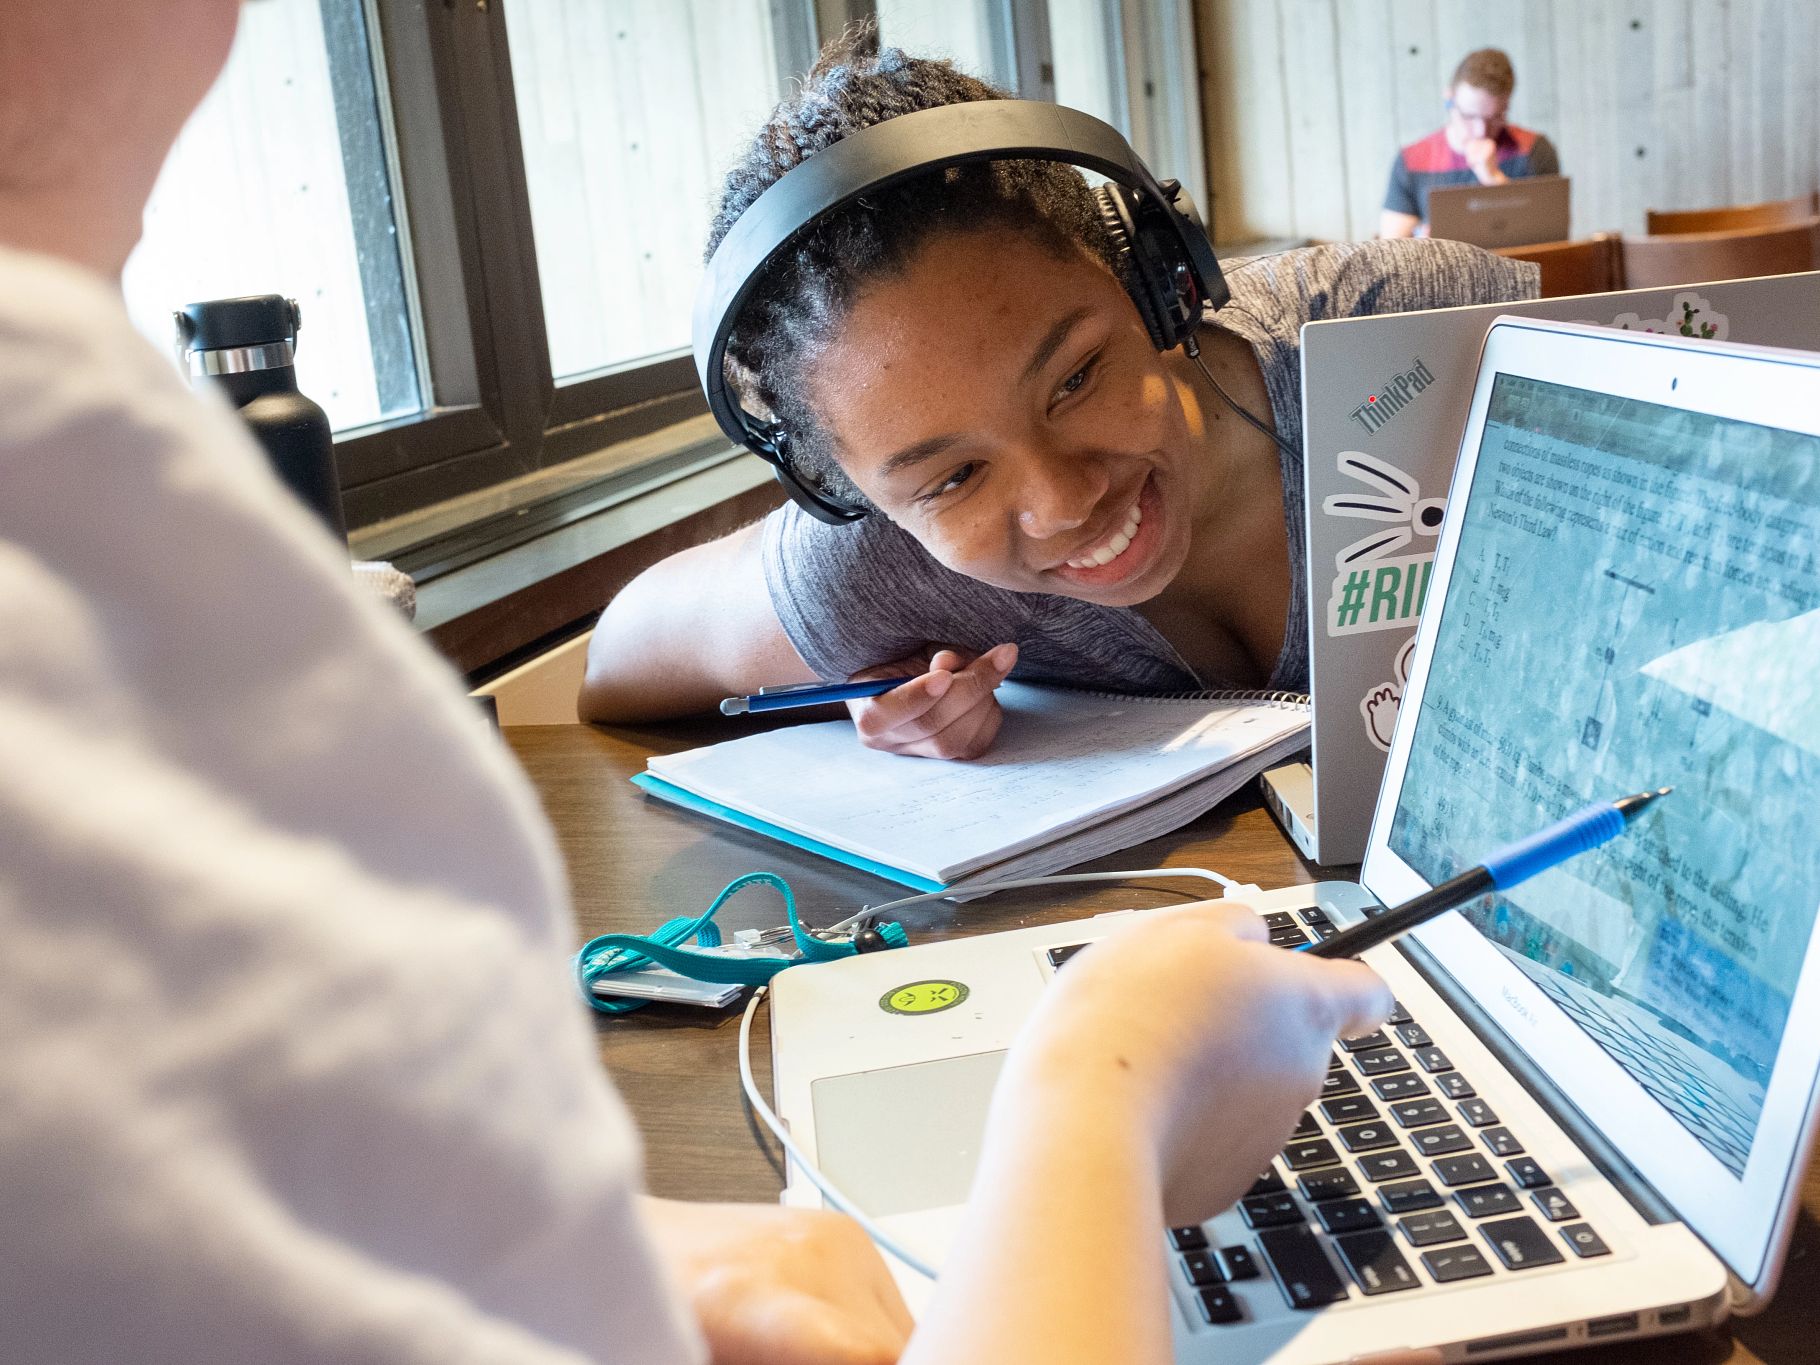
[719,676,918,716]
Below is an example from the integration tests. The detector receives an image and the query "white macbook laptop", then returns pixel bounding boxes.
[765,316,1820,1360]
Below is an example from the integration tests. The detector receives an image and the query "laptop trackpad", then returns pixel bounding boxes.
[810,1049,1006,1217]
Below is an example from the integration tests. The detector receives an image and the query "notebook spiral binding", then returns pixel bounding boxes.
[1060,684,1311,709]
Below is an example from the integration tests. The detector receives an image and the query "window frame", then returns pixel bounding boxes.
[332,0,809,533]
[324,0,1199,562]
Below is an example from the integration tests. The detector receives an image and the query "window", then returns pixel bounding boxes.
[118,0,1202,562]
[124,0,418,434]
[872,0,1129,128]
[1046,0,1126,132]
[876,0,1015,88]
[505,2,803,382]
[869,0,1198,206]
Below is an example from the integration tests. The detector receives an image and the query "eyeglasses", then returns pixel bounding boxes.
[1445,97,1508,138]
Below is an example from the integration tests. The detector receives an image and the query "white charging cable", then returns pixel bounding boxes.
[740,865,1252,1282]
[738,986,941,1280]
[822,865,1246,935]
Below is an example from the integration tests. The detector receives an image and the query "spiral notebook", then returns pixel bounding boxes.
[633,683,1310,892]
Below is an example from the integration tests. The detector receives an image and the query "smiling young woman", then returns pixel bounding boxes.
[578,27,1538,758]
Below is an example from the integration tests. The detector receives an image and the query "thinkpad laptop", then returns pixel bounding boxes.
[1426,175,1571,249]
[767,317,1820,1361]
[1267,270,1820,865]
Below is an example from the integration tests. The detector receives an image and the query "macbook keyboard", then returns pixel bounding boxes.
[1044,904,1612,1328]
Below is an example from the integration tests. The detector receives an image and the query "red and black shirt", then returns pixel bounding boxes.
[1384,125,1560,223]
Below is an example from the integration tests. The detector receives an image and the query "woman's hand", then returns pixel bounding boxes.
[640,1197,912,1365]
[1005,900,1393,1227]
[846,643,1017,759]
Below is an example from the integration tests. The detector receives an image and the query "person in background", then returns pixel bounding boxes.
[1379,48,1561,239]
[0,3,1401,1363]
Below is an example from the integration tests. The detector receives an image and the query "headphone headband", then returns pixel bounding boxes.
[693,100,1226,522]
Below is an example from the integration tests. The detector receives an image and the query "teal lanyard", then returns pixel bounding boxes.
[575,871,906,1014]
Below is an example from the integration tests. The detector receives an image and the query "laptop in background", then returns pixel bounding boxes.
[1427,175,1571,249]
[767,317,1820,1361]
[1268,270,1820,866]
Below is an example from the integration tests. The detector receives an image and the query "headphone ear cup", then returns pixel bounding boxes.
[1094,183,1172,350]
[766,426,867,524]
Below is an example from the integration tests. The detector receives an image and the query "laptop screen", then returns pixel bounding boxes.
[1385,370,1820,1178]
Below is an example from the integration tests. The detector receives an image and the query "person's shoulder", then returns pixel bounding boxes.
[1222,239,1537,329]
[0,246,156,397]
[0,245,308,543]
[1519,129,1561,173]
[1334,238,1540,312]
[1398,128,1457,174]
[765,499,1032,625]
[761,498,1021,679]
[1503,124,1549,156]
[0,245,257,475]
[764,498,931,582]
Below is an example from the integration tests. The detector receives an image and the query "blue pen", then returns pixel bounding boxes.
[1306,788,1672,959]
[719,676,919,716]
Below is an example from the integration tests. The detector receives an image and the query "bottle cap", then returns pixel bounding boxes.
[174,295,302,354]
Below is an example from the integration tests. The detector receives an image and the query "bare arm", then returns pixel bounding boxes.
[579,523,1023,754]
[1379,208,1420,238]
[903,904,1394,1365]
[578,522,815,723]
[905,1069,1174,1364]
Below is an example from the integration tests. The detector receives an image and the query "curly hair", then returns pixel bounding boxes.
[707,23,1122,510]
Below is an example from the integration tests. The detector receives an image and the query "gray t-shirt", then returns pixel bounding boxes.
[763,238,1537,694]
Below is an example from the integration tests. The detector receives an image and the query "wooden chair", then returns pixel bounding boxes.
[1619,219,1820,290]
[1645,193,1818,235]
[1495,233,1621,297]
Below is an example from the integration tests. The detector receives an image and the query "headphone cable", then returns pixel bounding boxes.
[1184,335,1301,464]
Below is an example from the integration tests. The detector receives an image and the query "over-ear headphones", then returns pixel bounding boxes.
[690,101,1228,524]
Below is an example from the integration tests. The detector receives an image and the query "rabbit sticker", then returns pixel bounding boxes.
[1323,450,1444,636]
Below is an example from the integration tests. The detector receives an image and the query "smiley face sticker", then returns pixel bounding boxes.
[880,979,969,1016]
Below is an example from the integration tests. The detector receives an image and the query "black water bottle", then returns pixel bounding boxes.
[175,294,347,543]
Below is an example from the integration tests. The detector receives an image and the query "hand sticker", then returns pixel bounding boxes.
[1360,638,1419,753]
[1362,685,1401,752]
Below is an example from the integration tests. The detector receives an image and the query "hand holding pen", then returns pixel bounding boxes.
[722,643,1019,761]
[1307,788,1672,959]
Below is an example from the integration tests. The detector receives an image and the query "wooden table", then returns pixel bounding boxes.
[505,722,1815,1364]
